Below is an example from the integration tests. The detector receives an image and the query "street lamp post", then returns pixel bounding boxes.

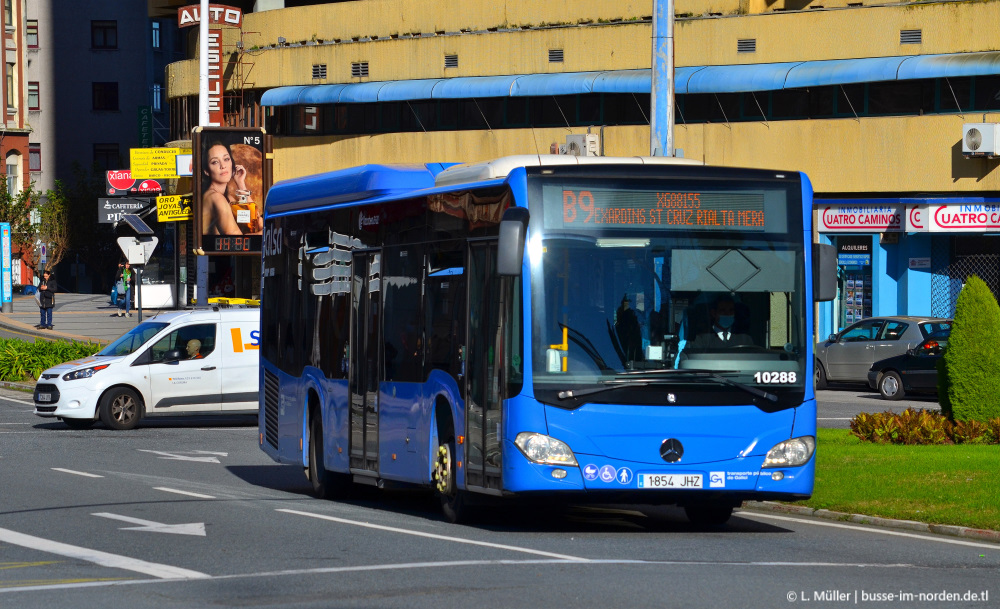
[650,0,675,157]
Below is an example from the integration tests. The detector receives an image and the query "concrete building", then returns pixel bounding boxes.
[161,0,1000,334]
[25,0,182,292]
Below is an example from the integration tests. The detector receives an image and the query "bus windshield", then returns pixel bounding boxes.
[528,175,806,408]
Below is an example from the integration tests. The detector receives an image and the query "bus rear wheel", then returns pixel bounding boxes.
[308,416,350,499]
[433,441,469,523]
[684,504,734,526]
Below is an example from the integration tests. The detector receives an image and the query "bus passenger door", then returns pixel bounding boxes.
[464,241,503,492]
[349,251,381,474]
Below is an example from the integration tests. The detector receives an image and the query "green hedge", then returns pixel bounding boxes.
[0,338,103,382]
[939,275,1000,422]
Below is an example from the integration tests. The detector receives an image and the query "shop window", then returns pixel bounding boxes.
[973,76,1000,111]
[939,77,972,113]
[603,93,647,125]
[867,79,934,116]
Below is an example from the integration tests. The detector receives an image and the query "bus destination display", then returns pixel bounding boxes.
[543,185,769,231]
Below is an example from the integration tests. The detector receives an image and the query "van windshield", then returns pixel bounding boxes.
[97,322,169,357]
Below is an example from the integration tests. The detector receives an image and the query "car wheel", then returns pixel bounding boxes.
[815,360,828,390]
[99,387,143,430]
[878,371,905,400]
[61,417,94,430]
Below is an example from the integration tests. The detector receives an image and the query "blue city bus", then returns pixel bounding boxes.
[258,155,835,524]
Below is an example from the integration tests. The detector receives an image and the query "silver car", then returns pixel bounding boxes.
[814,316,952,388]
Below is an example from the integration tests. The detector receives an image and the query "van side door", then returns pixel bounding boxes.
[146,323,222,413]
[221,320,260,411]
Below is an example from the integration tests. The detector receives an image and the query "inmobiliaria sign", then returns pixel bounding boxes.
[818,204,903,232]
[177,4,243,127]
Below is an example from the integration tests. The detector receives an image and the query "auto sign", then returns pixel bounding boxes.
[106,170,164,196]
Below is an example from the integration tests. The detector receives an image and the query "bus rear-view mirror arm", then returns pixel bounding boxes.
[812,243,836,302]
[498,207,530,276]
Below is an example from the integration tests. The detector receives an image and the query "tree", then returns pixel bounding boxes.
[0,178,40,276]
[37,181,70,273]
[939,275,1000,422]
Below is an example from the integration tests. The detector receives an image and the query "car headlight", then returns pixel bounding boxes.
[762,436,815,468]
[514,432,578,466]
[62,365,109,381]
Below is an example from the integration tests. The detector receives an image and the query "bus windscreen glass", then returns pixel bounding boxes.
[530,176,805,410]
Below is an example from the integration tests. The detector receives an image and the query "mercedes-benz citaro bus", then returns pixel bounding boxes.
[258,155,836,524]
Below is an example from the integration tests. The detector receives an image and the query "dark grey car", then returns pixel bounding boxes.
[814,316,952,388]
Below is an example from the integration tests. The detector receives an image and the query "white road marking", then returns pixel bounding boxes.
[92,513,207,537]
[0,396,35,406]
[0,557,936,595]
[137,449,221,463]
[817,417,854,421]
[52,468,103,478]
[277,508,588,561]
[0,526,209,580]
[154,487,216,499]
[740,511,1000,550]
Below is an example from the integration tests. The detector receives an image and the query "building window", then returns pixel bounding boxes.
[152,83,162,112]
[93,143,120,171]
[29,144,40,172]
[5,152,19,194]
[5,63,13,110]
[27,81,38,110]
[92,82,119,111]
[26,20,38,48]
[91,20,118,49]
[4,0,11,27]
[152,21,160,49]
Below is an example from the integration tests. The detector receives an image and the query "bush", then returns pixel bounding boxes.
[850,408,1000,445]
[938,276,1000,422]
[0,338,102,382]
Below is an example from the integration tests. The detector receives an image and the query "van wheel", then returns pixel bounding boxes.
[308,416,350,499]
[433,441,469,523]
[878,371,905,400]
[61,417,94,430]
[815,361,828,390]
[99,388,142,430]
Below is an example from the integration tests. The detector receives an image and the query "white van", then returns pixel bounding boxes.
[33,307,260,430]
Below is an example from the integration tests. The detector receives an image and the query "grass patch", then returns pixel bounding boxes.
[794,428,1000,531]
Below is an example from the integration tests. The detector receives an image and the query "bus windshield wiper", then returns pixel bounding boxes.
[618,368,778,402]
[557,369,777,402]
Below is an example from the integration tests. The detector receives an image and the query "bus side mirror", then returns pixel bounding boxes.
[812,243,836,302]
[497,207,529,276]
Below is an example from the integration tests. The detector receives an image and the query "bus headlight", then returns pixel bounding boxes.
[762,436,815,468]
[62,365,109,381]
[514,432,578,466]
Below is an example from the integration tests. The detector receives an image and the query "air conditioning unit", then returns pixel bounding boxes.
[962,123,1000,157]
[559,134,600,156]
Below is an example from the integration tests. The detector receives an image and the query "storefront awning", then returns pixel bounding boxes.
[260,51,1000,106]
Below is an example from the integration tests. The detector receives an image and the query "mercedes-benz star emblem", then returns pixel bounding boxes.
[667,393,676,403]
[660,438,684,463]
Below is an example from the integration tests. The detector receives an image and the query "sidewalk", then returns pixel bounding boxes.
[0,293,173,344]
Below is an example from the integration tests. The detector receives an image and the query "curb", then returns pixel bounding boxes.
[741,501,1000,543]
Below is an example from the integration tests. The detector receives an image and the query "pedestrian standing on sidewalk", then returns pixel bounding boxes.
[38,270,55,329]
[117,262,133,317]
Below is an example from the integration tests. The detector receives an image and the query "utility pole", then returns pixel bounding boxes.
[650,0,675,157]
[196,0,210,306]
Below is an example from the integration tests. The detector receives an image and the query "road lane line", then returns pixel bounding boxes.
[51,468,103,478]
[739,511,1000,550]
[277,508,589,561]
[0,396,35,406]
[154,487,216,499]
[0,527,209,580]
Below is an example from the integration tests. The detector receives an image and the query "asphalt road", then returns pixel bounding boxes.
[817,385,941,429]
[1,389,995,609]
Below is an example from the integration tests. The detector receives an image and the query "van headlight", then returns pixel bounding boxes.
[762,436,815,468]
[514,432,578,466]
[62,365,109,381]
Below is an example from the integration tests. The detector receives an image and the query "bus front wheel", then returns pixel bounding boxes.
[684,504,734,526]
[433,441,468,523]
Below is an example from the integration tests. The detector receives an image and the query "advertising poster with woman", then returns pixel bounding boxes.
[193,127,270,254]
